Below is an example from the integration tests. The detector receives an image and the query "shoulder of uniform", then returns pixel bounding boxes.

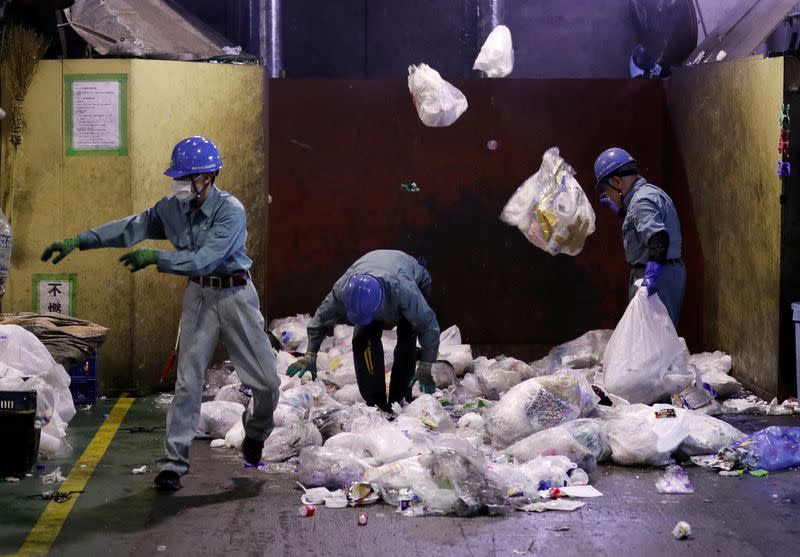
[217,190,246,213]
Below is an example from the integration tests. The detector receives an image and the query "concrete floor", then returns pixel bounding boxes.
[1,398,799,557]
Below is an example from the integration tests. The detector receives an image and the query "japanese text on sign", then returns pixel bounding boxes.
[71,81,121,150]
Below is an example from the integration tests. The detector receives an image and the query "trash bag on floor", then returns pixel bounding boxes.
[196,401,245,439]
[689,351,741,397]
[561,418,612,464]
[678,412,744,456]
[485,370,599,448]
[268,314,311,352]
[503,426,597,472]
[604,403,689,466]
[473,24,514,77]
[332,383,365,405]
[603,288,693,404]
[262,421,323,462]
[488,455,576,500]
[407,63,468,127]
[716,426,800,471]
[273,387,312,426]
[438,344,473,376]
[475,357,529,399]
[202,361,239,398]
[431,361,457,389]
[364,455,438,506]
[213,383,252,406]
[297,446,369,489]
[655,464,694,494]
[439,325,462,346]
[545,330,614,373]
[361,425,418,464]
[403,394,455,431]
[499,147,596,256]
[419,436,505,516]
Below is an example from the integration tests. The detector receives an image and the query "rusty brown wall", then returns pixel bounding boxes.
[267,79,704,356]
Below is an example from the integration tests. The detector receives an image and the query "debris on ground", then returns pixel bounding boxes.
[673,521,692,539]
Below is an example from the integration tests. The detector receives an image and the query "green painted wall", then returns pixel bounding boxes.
[669,58,783,395]
[1,59,265,393]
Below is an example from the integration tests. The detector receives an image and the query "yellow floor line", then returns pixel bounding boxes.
[11,396,135,557]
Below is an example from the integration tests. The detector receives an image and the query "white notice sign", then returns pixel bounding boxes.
[71,81,121,149]
[38,280,72,316]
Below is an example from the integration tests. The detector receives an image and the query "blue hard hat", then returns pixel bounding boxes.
[593,147,635,189]
[343,274,383,326]
[164,136,223,178]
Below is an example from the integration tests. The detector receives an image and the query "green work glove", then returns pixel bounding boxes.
[286,352,317,381]
[119,248,160,272]
[409,361,435,394]
[41,236,81,264]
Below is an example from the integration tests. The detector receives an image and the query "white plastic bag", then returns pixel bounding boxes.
[678,411,744,456]
[262,421,322,462]
[473,25,514,77]
[604,403,689,466]
[407,63,468,127]
[499,148,596,256]
[485,370,599,448]
[196,401,245,439]
[603,288,693,404]
[437,344,473,376]
[504,426,596,471]
[689,351,741,397]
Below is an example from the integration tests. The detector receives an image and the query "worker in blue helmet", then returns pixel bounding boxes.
[287,250,440,411]
[41,137,280,490]
[593,147,686,326]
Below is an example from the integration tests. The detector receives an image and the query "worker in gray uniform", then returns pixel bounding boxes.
[594,147,686,326]
[286,250,440,411]
[41,136,280,490]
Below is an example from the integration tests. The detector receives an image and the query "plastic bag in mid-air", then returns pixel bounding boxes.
[473,25,514,77]
[500,148,596,256]
[603,287,693,404]
[407,63,468,127]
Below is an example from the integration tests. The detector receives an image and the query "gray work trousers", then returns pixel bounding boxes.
[628,260,687,328]
[157,280,280,475]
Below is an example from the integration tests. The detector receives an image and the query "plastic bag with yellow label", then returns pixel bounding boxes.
[500,147,596,256]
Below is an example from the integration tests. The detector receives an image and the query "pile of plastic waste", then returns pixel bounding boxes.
[0,324,76,457]
[189,297,799,518]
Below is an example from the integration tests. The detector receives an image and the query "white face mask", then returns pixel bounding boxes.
[171,179,194,202]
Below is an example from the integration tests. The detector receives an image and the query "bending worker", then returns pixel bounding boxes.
[287,250,440,410]
[594,147,685,326]
[41,136,280,490]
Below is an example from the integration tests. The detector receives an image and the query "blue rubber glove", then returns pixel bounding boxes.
[409,361,435,394]
[642,261,661,297]
[286,352,317,381]
[599,193,619,214]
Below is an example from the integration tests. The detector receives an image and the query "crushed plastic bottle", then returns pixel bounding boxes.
[0,207,12,297]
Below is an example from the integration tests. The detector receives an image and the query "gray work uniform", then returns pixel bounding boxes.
[621,177,686,326]
[306,250,441,362]
[79,186,280,475]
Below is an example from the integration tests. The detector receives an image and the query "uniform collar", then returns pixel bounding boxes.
[622,176,647,209]
[185,185,220,216]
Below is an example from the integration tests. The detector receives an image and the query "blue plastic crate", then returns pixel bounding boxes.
[69,351,98,380]
[69,378,97,405]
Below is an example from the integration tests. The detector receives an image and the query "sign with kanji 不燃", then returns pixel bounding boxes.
[33,274,76,316]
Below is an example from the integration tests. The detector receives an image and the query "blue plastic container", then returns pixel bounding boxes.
[68,351,98,405]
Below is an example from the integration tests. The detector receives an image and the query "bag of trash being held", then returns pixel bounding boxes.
[499,148,596,256]
[603,287,693,404]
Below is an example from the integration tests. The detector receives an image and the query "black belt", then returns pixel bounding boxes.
[633,258,682,269]
[189,271,249,289]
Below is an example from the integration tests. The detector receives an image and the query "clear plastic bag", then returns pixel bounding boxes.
[603,288,693,404]
[262,421,323,462]
[475,357,528,399]
[407,63,468,127]
[473,25,514,78]
[196,400,245,439]
[503,426,596,472]
[499,148,596,256]
[604,403,689,466]
[202,361,239,398]
[655,465,694,494]
[297,446,368,489]
[678,411,744,456]
[485,370,598,448]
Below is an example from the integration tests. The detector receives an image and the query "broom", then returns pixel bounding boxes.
[0,26,49,220]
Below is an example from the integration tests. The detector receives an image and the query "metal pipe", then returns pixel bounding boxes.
[264,0,282,77]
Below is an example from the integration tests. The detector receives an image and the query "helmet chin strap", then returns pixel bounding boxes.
[190,176,211,202]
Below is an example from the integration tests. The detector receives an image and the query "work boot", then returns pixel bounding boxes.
[153,470,181,491]
[241,436,264,466]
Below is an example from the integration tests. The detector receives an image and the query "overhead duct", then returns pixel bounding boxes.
[686,0,800,65]
[64,0,238,60]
